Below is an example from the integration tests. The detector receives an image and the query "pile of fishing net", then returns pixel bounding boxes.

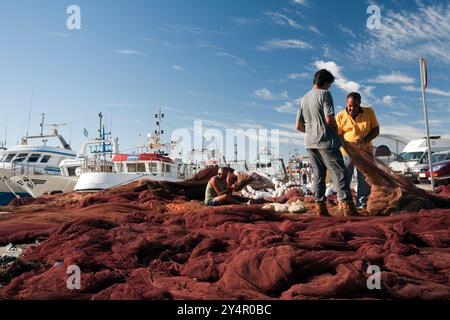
[0,166,449,299]
[343,141,450,215]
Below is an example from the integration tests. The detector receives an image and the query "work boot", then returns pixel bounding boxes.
[339,201,359,217]
[314,202,331,217]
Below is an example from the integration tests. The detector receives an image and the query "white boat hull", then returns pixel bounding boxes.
[9,175,78,198]
[75,172,183,191]
[0,167,30,205]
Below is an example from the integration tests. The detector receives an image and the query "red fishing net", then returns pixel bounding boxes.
[0,167,449,300]
[342,141,450,215]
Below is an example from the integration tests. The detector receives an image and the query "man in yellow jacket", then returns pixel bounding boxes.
[336,92,380,209]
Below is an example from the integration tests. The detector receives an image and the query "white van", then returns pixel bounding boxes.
[389,136,450,177]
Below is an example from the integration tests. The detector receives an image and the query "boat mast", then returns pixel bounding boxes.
[39,113,45,136]
[154,109,164,145]
[151,109,165,154]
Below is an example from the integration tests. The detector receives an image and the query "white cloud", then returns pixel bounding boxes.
[255,88,275,100]
[172,65,185,72]
[287,72,309,80]
[254,88,289,100]
[258,39,312,51]
[349,3,450,65]
[230,17,259,25]
[116,49,147,57]
[313,60,360,93]
[401,85,450,97]
[424,88,450,97]
[390,111,408,117]
[266,12,302,29]
[369,72,415,84]
[275,101,297,114]
[382,95,395,105]
[321,44,334,59]
[308,25,323,36]
[171,25,229,36]
[381,124,425,140]
[215,52,247,66]
[292,0,307,6]
[42,31,69,37]
[338,24,356,38]
[280,91,289,99]
[264,12,321,36]
[197,44,247,66]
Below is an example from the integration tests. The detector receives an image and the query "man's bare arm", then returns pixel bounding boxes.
[211,177,233,196]
[362,126,380,143]
[326,115,338,132]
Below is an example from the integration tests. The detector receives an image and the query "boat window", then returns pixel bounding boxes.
[148,162,157,172]
[4,153,16,162]
[14,153,29,162]
[28,154,41,163]
[267,163,272,168]
[127,163,137,173]
[40,155,51,163]
[165,164,171,173]
[67,166,78,176]
[137,163,146,173]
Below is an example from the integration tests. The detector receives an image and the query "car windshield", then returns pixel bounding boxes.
[432,153,448,163]
[399,152,423,161]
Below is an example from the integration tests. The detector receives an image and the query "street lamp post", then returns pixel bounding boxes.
[419,57,435,192]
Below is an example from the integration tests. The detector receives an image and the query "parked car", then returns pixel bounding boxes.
[389,137,450,180]
[419,150,450,185]
[410,150,450,184]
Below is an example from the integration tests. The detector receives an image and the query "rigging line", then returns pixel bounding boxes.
[26,91,34,137]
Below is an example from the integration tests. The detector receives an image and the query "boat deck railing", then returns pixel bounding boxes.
[8,162,61,177]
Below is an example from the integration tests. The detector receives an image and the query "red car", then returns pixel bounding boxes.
[422,159,450,185]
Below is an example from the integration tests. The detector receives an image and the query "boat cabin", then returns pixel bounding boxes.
[112,153,181,179]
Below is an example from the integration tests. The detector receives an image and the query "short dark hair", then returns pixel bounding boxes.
[220,166,235,174]
[346,92,362,102]
[313,69,335,87]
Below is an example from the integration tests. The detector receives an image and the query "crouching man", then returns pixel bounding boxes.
[204,167,248,206]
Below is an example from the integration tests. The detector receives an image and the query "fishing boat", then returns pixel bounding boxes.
[1,114,77,205]
[10,113,117,198]
[186,141,225,175]
[251,146,287,180]
[74,109,188,191]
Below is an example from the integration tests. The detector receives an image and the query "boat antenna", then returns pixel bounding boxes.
[39,113,45,136]
[98,112,103,139]
[154,108,164,145]
[4,113,7,148]
[69,122,72,146]
[109,107,113,136]
[26,91,34,137]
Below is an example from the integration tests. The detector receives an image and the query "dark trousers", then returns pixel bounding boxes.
[307,148,353,203]
[344,156,371,207]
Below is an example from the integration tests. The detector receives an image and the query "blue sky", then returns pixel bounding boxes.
[0,0,449,162]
